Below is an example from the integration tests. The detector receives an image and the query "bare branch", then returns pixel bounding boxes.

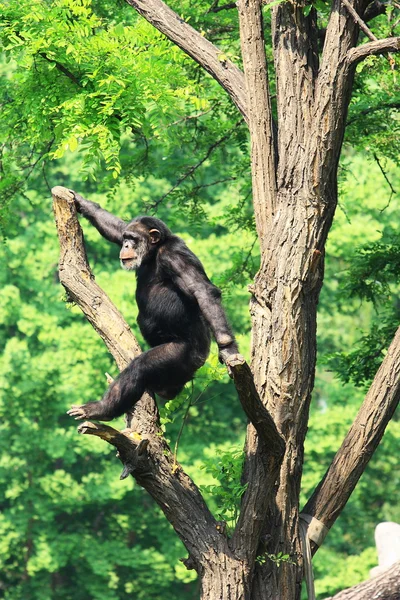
[348,36,400,64]
[363,0,387,23]
[237,0,277,252]
[302,325,400,551]
[39,53,82,87]
[224,355,284,562]
[373,152,397,208]
[124,0,248,121]
[77,421,152,480]
[52,186,141,370]
[341,0,398,67]
[325,561,400,600]
[226,355,285,457]
[207,2,237,13]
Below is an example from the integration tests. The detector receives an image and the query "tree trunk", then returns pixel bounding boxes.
[200,553,250,600]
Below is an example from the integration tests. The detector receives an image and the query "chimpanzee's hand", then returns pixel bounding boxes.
[218,342,239,364]
[67,401,112,422]
[67,405,88,420]
[68,190,84,213]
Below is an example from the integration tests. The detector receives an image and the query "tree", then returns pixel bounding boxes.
[2,0,400,598]
[47,1,400,598]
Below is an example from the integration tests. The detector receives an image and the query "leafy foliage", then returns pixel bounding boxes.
[200,447,247,530]
[344,238,400,303]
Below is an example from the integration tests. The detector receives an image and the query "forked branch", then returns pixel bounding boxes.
[341,0,378,41]
[341,0,400,66]
[225,356,284,562]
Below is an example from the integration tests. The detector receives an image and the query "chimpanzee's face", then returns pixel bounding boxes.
[119,224,161,271]
[120,230,148,271]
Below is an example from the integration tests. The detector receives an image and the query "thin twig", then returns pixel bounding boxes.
[226,237,258,284]
[373,153,397,211]
[172,381,213,471]
[169,108,214,127]
[193,176,238,191]
[173,384,194,473]
[38,52,82,87]
[207,2,237,13]
[148,121,242,211]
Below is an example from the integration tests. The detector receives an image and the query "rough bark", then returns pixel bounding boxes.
[237,0,277,251]
[52,186,141,371]
[225,355,285,457]
[348,37,400,64]
[325,561,400,600]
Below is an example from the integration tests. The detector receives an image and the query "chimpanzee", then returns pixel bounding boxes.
[67,192,238,422]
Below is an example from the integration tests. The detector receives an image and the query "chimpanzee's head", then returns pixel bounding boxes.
[119,217,171,271]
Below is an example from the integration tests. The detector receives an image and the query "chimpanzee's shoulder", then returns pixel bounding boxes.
[158,235,205,272]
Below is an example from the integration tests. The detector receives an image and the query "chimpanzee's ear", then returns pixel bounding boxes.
[149,228,161,244]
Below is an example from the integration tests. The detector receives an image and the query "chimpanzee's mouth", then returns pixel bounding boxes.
[120,258,137,271]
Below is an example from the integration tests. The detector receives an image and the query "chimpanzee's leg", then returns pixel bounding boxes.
[67,342,196,422]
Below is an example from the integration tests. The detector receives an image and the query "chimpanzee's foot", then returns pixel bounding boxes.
[67,402,112,421]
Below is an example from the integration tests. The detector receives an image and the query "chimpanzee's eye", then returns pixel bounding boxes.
[123,233,139,245]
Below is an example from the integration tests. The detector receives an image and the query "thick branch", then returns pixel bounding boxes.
[225,353,284,562]
[237,0,277,252]
[326,561,400,600]
[313,0,362,198]
[348,36,400,63]
[226,355,285,457]
[124,0,248,121]
[302,325,400,550]
[51,186,229,568]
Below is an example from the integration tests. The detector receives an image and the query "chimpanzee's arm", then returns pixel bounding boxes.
[70,191,126,245]
[163,245,238,360]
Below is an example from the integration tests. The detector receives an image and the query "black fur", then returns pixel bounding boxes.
[67,193,238,422]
